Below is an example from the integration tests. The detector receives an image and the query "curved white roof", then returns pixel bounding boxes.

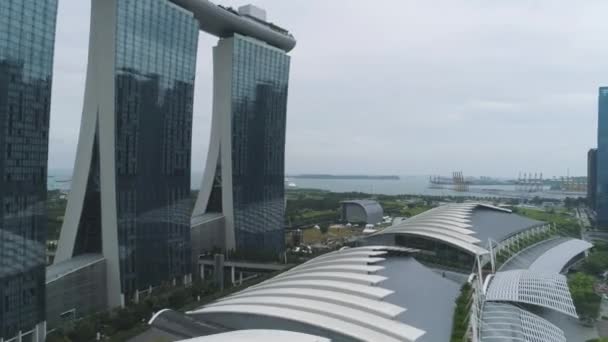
[206,296,418,341]
[485,270,578,318]
[529,239,593,273]
[312,250,387,260]
[480,303,566,342]
[385,230,489,256]
[177,329,330,342]
[219,287,405,318]
[399,227,481,243]
[288,257,386,270]
[241,279,394,299]
[275,264,385,276]
[192,305,423,342]
[374,203,522,256]
[405,218,473,229]
[187,246,426,341]
[262,271,387,286]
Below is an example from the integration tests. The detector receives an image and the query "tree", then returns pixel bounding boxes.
[569,273,601,319]
[582,251,608,275]
[319,223,329,234]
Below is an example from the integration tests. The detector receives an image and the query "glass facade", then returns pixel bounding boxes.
[0,0,57,338]
[230,36,291,257]
[598,87,608,226]
[75,0,199,297]
[46,256,107,330]
[588,148,597,211]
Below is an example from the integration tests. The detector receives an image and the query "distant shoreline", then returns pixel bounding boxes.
[289,174,400,180]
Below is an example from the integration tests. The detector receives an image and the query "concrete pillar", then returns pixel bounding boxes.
[231,266,235,285]
[239,271,243,285]
[200,264,205,280]
[134,289,139,304]
[214,254,225,291]
[488,239,496,273]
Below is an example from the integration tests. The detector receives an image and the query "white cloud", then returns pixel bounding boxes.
[49,0,608,178]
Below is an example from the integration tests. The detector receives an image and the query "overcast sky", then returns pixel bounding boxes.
[49,0,608,178]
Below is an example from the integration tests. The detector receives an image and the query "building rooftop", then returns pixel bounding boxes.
[485,270,578,318]
[469,206,544,245]
[484,236,596,341]
[188,247,426,342]
[170,0,296,52]
[153,246,434,342]
[372,202,545,256]
[480,302,566,342]
[500,237,592,272]
[46,253,104,283]
[378,257,461,342]
[341,199,384,224]
[178,330,330,342]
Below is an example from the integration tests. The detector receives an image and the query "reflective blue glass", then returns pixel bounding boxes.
[114,0,198,295]
[597,87,608,226]
[0,0,58,338]
[75,0,199,297]
[230,36,291,256]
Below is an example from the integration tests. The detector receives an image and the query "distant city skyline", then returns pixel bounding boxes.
[51,0,607,178]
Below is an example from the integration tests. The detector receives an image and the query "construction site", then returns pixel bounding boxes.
[515,172,545,192]
[428,170,587,199]
[429,171,469,192]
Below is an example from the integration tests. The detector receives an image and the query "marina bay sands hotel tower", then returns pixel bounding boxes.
[55,0,295,308]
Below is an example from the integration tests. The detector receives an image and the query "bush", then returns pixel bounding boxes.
[46,330,72,342]
[569,273,601,319]
[68,319,96,342]
[451,283,472,342]
[582,251,608,275]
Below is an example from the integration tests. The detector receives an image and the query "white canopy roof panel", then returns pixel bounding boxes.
[262,271,387,286]
[206,296,418,341]
[191,305,424,342]
[177,330,330,342]
[485,270,578,318]
[275,264,384,276]
[187,246,426,341]
[480,303,566,342]
[220,287,405,318]
[289,257,386,270]
[374,203,526,256]
[241,279,394,299]
[529,239,593,273]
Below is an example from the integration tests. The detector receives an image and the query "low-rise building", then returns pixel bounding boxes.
[340,200,383,225]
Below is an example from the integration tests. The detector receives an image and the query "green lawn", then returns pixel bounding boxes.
[302,227,360,244]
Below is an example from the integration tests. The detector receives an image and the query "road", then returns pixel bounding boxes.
[598,297,608,338]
